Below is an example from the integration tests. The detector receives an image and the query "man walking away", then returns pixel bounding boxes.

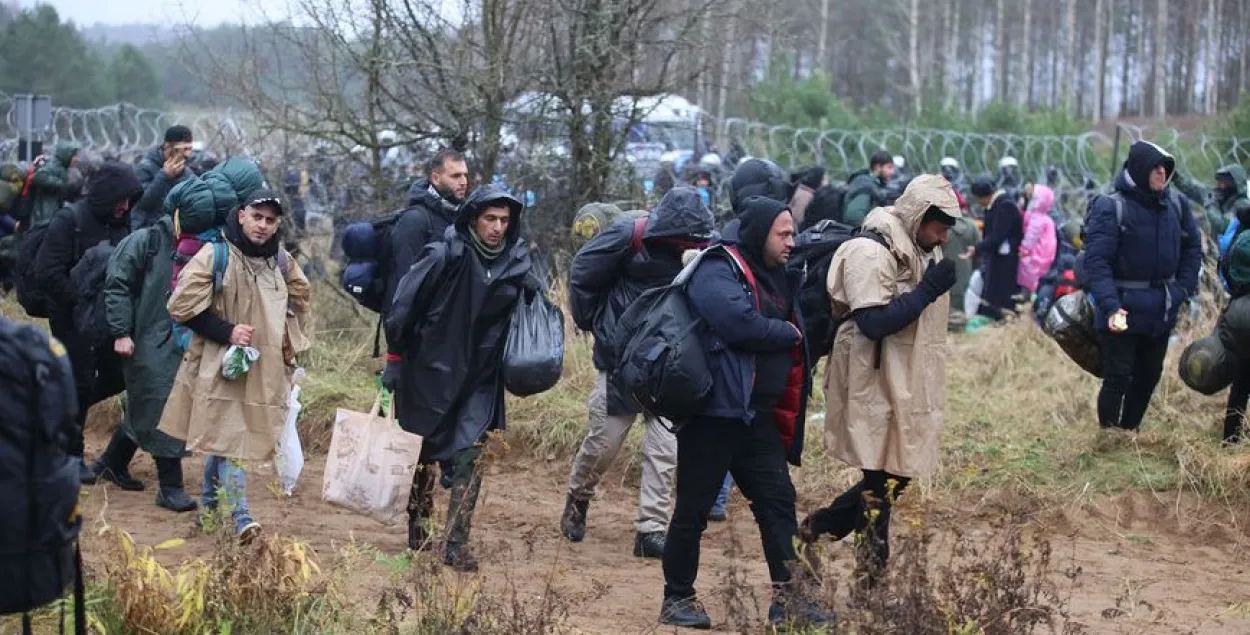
[802,175,961,598]
[660,197,831,631]
[383,185,534,571]
[159,190,312,543]
[563,187,715,557]
[841,150,895,228]
[963,175,1023,321]
[92,181,203,511]
[34,161,142,480]
[132,126,194,231]
[1082,141,1201,436]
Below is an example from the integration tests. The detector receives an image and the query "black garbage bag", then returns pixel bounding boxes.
[503,290,565,397]
[1043,290,1102,377]
[1179,335,1238,396]
[1218,296,1250,358]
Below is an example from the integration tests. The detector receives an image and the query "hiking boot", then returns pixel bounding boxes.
[560,494,589,542]
[238,520,262,545]
[90,461,145,491]
[156,486,199,513]
[442,542,479,572]
[78,459,97,484]
[659,596,712,630]
[768,597,836,632]
[633,531,666,559]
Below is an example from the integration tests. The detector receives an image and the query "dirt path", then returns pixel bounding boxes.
[78,431,1250,635]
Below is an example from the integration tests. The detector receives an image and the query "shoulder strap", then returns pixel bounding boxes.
[211,241,229,294]
[1110,192,1125,230]
[720,245,760,310]
[629,218,646,253]
[277,249,291,278]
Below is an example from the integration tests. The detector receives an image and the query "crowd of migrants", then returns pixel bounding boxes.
[1,120,1248,632]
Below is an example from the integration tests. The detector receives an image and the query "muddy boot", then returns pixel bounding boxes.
[443,447,483,553]
[442,542,479,572]
[407,464,436,551]
[155,457,198,513]
[560,493,589,543]
[88,430,144,491]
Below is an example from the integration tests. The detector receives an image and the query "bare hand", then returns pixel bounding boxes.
[960,246,976,260]
[1108,309,1128,333]
[163,156,186,179]
[230,324,255,347]
[114,336,135,357]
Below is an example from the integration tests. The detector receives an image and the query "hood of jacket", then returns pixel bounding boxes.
[454,184,525,246]
[1027,184,1056,217]
[1116,141,1176,205]
[1216,164,1249,202]
[726,196,790,263]
[211,157,266,203]
[54,142,80,167]
[645,186,716,242]
[729,158,789,214]
[862,174,961,279]
[86,160,142,225]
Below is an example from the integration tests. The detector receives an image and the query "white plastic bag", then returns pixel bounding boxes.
[963,269,984,317]
[275,369,305,496]
[322,393,424,525]
[221,345,261,380]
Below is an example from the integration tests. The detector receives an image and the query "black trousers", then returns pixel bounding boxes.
[1096,331,1170,430]
[1224,364,1250,443]
[52,318,125,457]
[803,470,911,577]
[662,412,798,600]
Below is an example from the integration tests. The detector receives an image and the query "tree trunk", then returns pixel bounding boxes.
[1154,0,1167,118]
[817,0,830,73]
[1242,0,1248,97]
[947,0,961,110]
[1120,0,1131,116]
[1138,3,1148,114]
[909,0,922,114]
[1062,0,1078,112]
[715,2,738,148]
[994,0,1006,102]
[1022,0,1033,107]
[1093,0,1106,122]
[1206,0,1220,113]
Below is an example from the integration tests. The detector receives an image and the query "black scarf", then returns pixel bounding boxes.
[224,210,280,259]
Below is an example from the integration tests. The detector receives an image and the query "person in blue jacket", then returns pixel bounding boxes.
[658,196,831,631]
[1083,141,1202,433]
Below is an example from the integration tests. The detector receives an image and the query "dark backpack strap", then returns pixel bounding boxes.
[856,229,890,368]
[720,246,760,310]
[211,241,229,294]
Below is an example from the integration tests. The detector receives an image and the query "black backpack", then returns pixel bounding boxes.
[0,318,85,634]
[15,207,81,319]
[71,241,116,351]
[9,157,45,226]
[340,209,408,313]
[800,182,849,231]
[787,220,886,359]
[613,245,757,422]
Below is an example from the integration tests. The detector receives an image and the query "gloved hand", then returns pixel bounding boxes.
[381,358,402,392]
[918,259,958,299]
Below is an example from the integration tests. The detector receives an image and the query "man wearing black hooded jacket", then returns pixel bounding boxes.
[384,184,535,572]
[34,161,142,477]
[562,186,716,558]
[384,149,468,315]
[659,197,831,631]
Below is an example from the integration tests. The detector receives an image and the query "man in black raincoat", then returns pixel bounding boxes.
[383,184,534,572]
[563,187,716,558]
[963,175,1023,321]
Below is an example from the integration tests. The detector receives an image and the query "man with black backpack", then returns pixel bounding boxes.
[386,150,468,310]
[29,161,142,479]
[1082,141,1201,436]
[659,196,831,631]
[561,186,715,558]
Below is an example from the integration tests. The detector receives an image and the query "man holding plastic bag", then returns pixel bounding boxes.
[158,190,312,543]
[383,184,541,572]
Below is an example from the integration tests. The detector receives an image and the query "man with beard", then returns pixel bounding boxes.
[386,150,469,317]
[132,126,195,231]
[562,187,715,557]
[802,175,961,599]
[34,161,142,478]
[383,185,535,571]
[659,197,830,631]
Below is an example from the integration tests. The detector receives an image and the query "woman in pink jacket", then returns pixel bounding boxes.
[1018,184,1058,294]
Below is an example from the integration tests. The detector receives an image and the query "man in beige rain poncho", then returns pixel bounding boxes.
[799,174,961,593]
[159,189,311,543]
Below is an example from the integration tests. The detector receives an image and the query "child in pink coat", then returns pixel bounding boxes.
[1017,184,1058,294]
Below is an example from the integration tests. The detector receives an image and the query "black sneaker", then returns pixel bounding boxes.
[659,596,712,630]
[90,461,145,491]
[156,487,199,513]
[633,531,666,559]
[442,542,479,573]
[768,597,836,632]
[560,494,589,543]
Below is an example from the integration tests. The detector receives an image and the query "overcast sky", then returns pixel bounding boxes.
[14,0,290,27]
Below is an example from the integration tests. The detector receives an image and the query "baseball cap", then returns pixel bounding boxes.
[242,188,285,215]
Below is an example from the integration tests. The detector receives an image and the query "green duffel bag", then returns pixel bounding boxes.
[1179,335,1238,396]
